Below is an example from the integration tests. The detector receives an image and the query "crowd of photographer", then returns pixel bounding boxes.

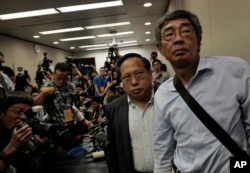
[0,47,125,172]
[0,44,169,172]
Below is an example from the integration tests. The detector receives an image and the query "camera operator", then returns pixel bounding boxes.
[0,91,42,173]
[15,70,39,95]
[69,63,91,90]
[33,62,92,149]
[108,46,121,64]
[41,52,52,70]
[105,46,121,70]
[35,65,53,89]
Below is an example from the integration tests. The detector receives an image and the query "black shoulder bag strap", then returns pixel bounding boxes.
[173,75,250,161]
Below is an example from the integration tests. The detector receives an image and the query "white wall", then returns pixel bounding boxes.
[73,44,175,76]
[0,35,71,82]
[170,0,250,63]
[73,45,156,68]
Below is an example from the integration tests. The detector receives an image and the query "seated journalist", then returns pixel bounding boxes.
[0,90,41,173]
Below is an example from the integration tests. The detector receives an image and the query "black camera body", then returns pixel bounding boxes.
[15,108,58,153]
[65,57,76,73]
[107,45,119,64]
[16,118,57,139]
[42,55,53,70]
[17,107,58,138]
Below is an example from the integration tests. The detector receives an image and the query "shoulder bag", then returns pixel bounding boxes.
[173,75,250,162]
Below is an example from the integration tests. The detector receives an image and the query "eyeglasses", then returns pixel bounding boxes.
[7,107,27,117]
[121,70,147,83]
[161,26,194,41]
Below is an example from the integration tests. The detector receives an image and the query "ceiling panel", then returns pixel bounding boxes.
[0,0,169,52]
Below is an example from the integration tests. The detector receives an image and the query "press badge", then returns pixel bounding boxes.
[63,108,73,122]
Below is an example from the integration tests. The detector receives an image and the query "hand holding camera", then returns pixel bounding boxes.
[3,124,33,158]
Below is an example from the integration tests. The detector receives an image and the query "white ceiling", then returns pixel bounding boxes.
[0,0,169,52]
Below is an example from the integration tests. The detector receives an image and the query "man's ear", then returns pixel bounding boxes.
[157,43,165,56]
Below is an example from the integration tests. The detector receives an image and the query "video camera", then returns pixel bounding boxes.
[108,44,118,59]
[35,64,47,85]
[65,56,94,77]
[105,44,119,67]
[42,52,53,70]
[64,57,75,73]
[15,105,76,153]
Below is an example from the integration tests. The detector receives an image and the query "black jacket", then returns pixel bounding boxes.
[104,94,141,173]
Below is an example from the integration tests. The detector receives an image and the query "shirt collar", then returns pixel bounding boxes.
[167,56,213,91]
[127,88,154,106]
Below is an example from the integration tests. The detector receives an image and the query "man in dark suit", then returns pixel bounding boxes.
[104,53,154,173]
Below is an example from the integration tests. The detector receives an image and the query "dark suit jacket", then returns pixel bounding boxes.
[104,94,141,173]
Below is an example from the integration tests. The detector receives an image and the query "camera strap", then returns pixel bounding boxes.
[173,75,250,161]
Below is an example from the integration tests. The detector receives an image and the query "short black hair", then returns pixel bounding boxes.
[116,53,151,77]
[0,66,15,78]
[0,91,34,113]
[152,59,162,65]
[54,62,70,72]
[151,52,157,56]
[155,10,202,44]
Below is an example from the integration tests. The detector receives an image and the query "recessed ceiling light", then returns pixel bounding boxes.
[79,44,107,48]
[70,47,75,49]
[39,27,84,35]
[118,40,137,45]
[144,3,152,7]
[33,35,40,38]
[57,1,123,13]
[146,39,150,42]
[59,36,96,41]
[145,31,151,34]
[144,22,151,26]
[0,9,59,20]
[53,41,59,44]
[118,43,138,48]
[85,22,130,29]
[86,42,138,51]
[97,31,134,38]
[86,47,109,51]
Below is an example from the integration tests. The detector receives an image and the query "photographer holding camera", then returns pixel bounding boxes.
[41,52,52,71]
[0,90,41,173]
[33,62,91,149]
